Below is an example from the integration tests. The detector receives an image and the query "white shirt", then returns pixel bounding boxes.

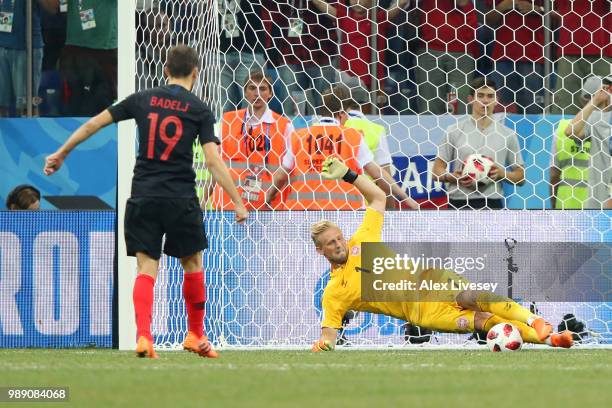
[438,117,524,200]
[282,117,374,170]
[347,110,393,166]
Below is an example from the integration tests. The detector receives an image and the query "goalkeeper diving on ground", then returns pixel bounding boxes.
[310,157,574,352]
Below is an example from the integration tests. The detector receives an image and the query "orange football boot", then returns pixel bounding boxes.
[550,331,574,348]
[183,331,219,358]
[135,336,159,359]
[530,318,553,341]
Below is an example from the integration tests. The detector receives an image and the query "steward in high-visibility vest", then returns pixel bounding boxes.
[333,87,417,210]
[211,70,293,210]
[344,110,392,167]
[192,141,212,209]
[333,82,393,169]
[281,117,371,210]
[212,108,292,210]
[554,119,591,209]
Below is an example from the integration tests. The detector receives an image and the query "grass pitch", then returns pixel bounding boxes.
[0,349,610,408]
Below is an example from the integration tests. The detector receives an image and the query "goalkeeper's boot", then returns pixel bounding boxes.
[183,331,219,358]
[549,331,573,349]
[530,317,553,341]
[135,336,159,359]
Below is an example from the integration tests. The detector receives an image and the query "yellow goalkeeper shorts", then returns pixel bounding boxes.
[405,269,476,333]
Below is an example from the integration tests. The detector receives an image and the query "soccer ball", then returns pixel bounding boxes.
[486,323,523,352]
[462,154,494,184]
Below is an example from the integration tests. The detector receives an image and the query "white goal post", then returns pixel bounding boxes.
[117,0,137,351]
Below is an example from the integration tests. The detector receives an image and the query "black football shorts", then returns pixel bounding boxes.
[124,197,207,260]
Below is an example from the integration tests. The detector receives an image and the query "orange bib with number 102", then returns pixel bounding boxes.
[213,109,291,210]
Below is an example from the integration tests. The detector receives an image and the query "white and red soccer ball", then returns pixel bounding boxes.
[462,154,495,184]
[486,323,524,352]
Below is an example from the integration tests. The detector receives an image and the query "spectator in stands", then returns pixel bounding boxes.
[262,0,338,116]
[59,0,117,116]
[216,0,267,112]
[333,84,418,209]
[40,2,65,71]
[485,0,545,114]
[209,69,294,210]
[160,0,200,44]
[0,0,58,116]
[6,185,41,210]
[563,76,612,210]
[311,0,409,107]
[473,0,494,77]
[136,7,173,91]
[552,0,611,115]
[432,77,525,209]
[381,0,417,114]
[549,77,600,209]
[414,0,479,115]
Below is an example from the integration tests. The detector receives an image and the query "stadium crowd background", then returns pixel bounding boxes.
[1,0,611,209]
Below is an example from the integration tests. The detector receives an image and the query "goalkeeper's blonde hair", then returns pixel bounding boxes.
[310,221,340,246]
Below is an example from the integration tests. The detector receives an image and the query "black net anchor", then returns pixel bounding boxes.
[504,238,518,299]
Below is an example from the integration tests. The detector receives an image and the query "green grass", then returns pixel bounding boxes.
[1,349,611,408]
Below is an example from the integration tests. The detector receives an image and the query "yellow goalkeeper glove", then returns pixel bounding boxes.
[311,339,334,352]
[321,157,357,183]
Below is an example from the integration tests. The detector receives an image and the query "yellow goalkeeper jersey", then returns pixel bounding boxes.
[321,208,418,329]
[320,209,477,333]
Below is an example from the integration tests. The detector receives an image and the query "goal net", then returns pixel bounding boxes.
[123,0,611,349]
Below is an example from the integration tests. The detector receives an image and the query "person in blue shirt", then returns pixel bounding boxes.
[0,0,58,116]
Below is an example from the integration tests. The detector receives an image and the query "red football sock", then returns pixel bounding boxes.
[183,271,206,338]
[133,274,155,342]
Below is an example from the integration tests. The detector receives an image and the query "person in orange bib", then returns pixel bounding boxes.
[267,88,415,211]
[210,69,294,210]
[266,90,374,210]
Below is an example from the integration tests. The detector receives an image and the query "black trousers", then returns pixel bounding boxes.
[59,46,117,116]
